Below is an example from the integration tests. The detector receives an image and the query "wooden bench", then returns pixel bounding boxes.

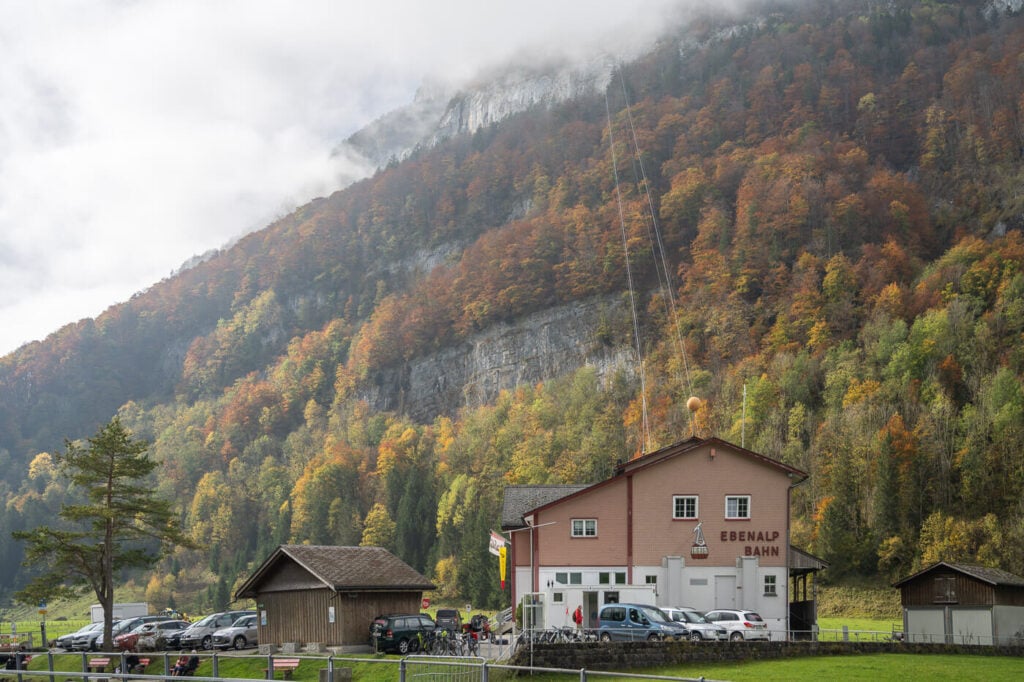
[125,657,150,673]
[262,658,301,680]
[87,657,111,673]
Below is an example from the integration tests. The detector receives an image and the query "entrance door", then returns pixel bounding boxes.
[715,575,736,609]
[584,591,599,629]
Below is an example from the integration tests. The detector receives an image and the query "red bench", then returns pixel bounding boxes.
[263,658,301,680]
[87,657,110,673]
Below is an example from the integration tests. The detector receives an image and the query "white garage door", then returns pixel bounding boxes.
[951,609,991,645]
[906,608,944,643]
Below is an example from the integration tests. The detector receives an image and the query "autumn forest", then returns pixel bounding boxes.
[2,0,1024,611]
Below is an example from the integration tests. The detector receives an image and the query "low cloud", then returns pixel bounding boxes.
[0,0,694,356]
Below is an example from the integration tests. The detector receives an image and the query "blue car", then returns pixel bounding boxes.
[597,604,686,642]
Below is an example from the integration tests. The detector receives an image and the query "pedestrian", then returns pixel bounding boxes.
[573,605,583,629]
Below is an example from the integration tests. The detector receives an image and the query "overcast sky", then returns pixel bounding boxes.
[0,0,695,357]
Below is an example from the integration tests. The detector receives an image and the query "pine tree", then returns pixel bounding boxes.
[12,417,197,650]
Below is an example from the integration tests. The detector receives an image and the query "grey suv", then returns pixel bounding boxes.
[179,611,255,650]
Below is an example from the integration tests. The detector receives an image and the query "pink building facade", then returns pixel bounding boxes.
[500,437,825,639]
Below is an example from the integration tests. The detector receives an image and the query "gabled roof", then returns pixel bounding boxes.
[893,561,1024,588]
[615,436,807,480]
[501,484,589,530]
[235,544,435,598]
[501,437,806,530]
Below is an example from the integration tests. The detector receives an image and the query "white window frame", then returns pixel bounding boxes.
[571,518,597,537]
[725,495,751,519]
[764,574,777,596]
[673,495,699,519]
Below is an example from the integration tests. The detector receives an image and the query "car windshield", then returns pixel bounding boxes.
[679,611,707,624]
[642,607,670,623]
[193,614,218,627]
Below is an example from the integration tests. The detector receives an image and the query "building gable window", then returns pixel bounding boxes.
[725,495,751,519]
[673,495,699,519]
[934,575,957,604]
[571,518,597,537]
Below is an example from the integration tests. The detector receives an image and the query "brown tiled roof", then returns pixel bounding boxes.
[501,485,588,529]
[236,545,435,598]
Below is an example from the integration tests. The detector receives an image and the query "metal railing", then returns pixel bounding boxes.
[4,652,717,682]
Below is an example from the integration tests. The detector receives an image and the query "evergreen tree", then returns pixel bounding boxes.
[12,417,197,649]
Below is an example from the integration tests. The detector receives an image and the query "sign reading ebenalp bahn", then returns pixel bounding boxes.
[720,529,782,557]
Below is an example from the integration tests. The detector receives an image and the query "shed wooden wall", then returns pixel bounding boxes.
[900,570,994,607]
[257,588,423,646]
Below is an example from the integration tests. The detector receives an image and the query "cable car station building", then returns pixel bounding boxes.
[501,436,826,639]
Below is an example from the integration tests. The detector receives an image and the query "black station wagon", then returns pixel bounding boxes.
[370,614,436,654]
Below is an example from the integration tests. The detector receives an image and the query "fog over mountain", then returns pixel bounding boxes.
[0,0,693,356]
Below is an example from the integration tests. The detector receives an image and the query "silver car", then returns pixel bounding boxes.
[662,607,728,641]
[210,614,258,650]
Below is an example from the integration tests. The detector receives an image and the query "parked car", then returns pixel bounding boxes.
[95,616,167,650]
[434,608,463,633]
[597,604,686,642]
[703,609,770,641]
[137,620,191,651]
[211,614,259,650]
[73,620,121,651]
[369,614,436,654]
[114,622,154,651]
[55,622,101,650]
[661,607,728,641]
[179,611,255,650]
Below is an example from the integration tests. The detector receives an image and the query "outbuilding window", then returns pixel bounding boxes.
[571,518,597,537]
[934,575,957,603]
[764,574,777,596]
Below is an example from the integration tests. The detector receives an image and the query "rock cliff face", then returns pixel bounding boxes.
[341,58,613,168]
[358,295,635,422]
[430,59,612,142]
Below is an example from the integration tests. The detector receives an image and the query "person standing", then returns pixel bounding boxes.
[572,605,583,629]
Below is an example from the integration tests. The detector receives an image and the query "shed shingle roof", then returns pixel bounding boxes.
[236,545,435,598]
[893,561,1024,588]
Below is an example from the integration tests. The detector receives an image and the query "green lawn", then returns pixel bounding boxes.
[26,650,1024,682]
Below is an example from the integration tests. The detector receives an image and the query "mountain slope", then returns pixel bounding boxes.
[2,0,1024,608]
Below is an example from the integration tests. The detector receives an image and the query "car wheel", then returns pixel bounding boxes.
[397,638,411,655]
[599,632,612,643]
[689,631,703,642]
[729,631,744,641]
[201,635,213,650]
[647,633,661,641]
[408,637,420,653]
[233,635,246,650]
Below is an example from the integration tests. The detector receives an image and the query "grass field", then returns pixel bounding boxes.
[27,651,1024,682]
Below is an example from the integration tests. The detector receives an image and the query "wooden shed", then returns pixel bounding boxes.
[235,545,435,649]
[893,561,1024,645]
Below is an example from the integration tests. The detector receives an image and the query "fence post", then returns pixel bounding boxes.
[212,651,219,679]
[266,653,274,680]
[579,667,586,682]
[481,661,488,682]
[327,654,334,682]
[47,650,55,682]
[842,625,849,642]
[398,658,406,682]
